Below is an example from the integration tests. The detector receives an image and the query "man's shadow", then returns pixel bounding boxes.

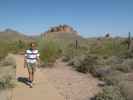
[17,77,30,86]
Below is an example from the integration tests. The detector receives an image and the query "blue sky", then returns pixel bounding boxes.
[0,0,133,37]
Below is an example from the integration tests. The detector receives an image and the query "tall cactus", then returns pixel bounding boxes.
[75,40,78,49]
[128,32,131,50]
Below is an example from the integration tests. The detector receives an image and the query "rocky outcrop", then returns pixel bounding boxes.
[45,24,78,33]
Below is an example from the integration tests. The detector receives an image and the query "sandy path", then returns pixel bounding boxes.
[11,55,101,100]
[11,55,65,100]
[42,59,101,100]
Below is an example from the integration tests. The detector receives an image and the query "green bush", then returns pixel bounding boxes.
[63,43,88,61]
[94,66,112,78]
[0,75,14,90]
[105,56,123,65]
[119,81,133,100]
[8,40,29,54]
[90,40,114,57]
[68,55,85,66]
[0,41,9,60]
[1,54,16,67]
[73,55,99,73]
[0,40,28,60]
[38,39,62,65]
[94,86,126,100]
[110,59,133,73]
[103,71,128,85]
[113,64,131,73]
[0,55,16,90]
[90,39,128,58]
[62,56,70,62]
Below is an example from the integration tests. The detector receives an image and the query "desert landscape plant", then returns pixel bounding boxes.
[94,86,126,100]
[0,54,16,90]
[38,38,62,66]
[61,36,133,100]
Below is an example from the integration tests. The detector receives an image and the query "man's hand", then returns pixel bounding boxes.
[37,57,41,68]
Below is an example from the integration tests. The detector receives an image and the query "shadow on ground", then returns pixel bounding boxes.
[17,77,30,86]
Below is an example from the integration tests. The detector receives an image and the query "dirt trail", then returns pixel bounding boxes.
[11,55,65,100]
[43,59,101,100]
[11,55,101,100]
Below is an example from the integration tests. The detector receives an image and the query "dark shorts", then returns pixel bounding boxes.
[27,63,37,73]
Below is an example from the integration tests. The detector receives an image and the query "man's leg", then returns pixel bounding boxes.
[31,63,36,83]
[28,71,33,88]
[27,64,33,87]
[29,72,33,82]
[27,64,32,81]
[32,70,34,82]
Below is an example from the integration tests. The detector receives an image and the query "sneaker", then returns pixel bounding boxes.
[29,83,33,88]
[27,80,33,88]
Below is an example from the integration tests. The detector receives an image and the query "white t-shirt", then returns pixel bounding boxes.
[25,49,40,63]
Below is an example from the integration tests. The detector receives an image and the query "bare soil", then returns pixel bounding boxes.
[10,55,101,100]
[42,59,102,100]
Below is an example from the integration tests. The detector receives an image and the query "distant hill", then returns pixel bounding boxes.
[45,24,79,34]
[43,25,81,41]
[0,28,33,42]
[44,32,82,41]
[42,25,87,46]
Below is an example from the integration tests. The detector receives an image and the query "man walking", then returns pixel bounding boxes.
[24,42,40,88]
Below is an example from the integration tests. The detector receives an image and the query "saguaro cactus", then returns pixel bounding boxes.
[128,32,131,50]
[75,40,78,49]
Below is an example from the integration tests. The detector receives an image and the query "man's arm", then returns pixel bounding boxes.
[37,53,40,67]
[24,51,27,68]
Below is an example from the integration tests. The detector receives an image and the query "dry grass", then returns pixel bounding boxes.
[0,54,16,90]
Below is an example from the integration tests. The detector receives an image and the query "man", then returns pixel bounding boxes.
[24,42,40,88]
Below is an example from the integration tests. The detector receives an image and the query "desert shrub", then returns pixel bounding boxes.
[62,44,75,61]
[0,55,16,90]
[16,40,26,49]
[112,64,131,73]
[63,43,88,61]
[0,41,9,60]
[68,56,81,66]
[8,40,29,54]
[122,59,133,69]
[38,39,62,65]
[105,56,123,65]
[94,66,112,78]
[0,40,28,60]
[94,86,126,100]
[90,39,128,58]
[120,50,133,59]
[68,55,86,66]
[0,75,14,90]
[1,54,16,67]
[90,39,114,57]
[103,71,128,85]
[111,59,133,73]
[119,81,133,100]
[112,42,128,57]
[73,55,99,73]
[62,56,70,62]
[67,54,110,75]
